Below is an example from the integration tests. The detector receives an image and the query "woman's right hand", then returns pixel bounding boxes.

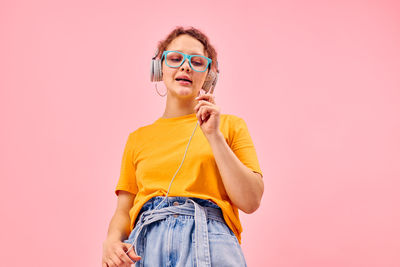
[102,239,142,267]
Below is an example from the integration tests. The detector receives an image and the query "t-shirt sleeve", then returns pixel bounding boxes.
[115,132,139,196]
[229,116,263,177]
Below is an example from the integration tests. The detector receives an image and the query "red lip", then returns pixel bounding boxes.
[175,75,192,83]
[177,80,191,86]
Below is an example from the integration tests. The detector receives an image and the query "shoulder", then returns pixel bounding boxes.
[123,126,144,146]
[127,122,154,139]
[220,113,246,127]
[220,113,243,121]
[219,114,248,142]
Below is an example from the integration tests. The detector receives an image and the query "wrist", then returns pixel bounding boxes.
[105,233,124,243]
[206,130,225,144]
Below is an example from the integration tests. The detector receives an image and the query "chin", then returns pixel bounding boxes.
[173,86,197,97]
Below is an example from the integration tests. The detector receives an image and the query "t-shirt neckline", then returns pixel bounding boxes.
[154,112,198,124]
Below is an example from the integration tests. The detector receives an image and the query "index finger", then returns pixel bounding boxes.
[117,247,137,264]
[195,93,215,102]
[123,243,142,261]
[126,249,141,262]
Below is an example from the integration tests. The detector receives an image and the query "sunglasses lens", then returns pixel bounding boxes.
[165,52,184,67]
[190,56,208,72]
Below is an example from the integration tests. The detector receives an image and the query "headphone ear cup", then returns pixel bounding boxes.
[156,59,162,81]
[150,59,163,82]
[202,70,218,92]
[150,59,155,81]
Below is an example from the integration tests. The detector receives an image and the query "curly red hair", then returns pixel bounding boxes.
[155,26,219,73]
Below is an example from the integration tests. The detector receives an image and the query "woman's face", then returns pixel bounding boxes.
[162,34,209,99]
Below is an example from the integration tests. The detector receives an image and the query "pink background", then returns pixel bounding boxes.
[1,0,399,266]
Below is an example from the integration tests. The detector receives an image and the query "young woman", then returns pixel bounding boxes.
[102,26,264,267]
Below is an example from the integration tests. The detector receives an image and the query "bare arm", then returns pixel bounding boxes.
[193,93,264,214]
[106,190,135,242]
[207,131,264,214]
[102,191,141,266]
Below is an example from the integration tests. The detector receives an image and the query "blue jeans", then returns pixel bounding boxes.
[123,196,247,267]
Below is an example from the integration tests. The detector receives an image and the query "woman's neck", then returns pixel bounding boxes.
[161,109,196,119]
[162,95,197,118]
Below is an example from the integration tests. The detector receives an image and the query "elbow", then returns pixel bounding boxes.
[242,199,261,214]
[242,192,263,214]
[243,174,264,214]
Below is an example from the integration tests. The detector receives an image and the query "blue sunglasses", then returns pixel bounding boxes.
[161,50,212,72]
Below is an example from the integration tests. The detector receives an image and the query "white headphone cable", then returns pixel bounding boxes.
[125,119,199,255]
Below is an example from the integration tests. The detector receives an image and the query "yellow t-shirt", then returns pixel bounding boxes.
[115,113,263,244]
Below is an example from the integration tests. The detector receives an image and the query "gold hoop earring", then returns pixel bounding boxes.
[155,83,167,97]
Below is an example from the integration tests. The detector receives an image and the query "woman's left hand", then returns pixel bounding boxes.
[194,92,221,138]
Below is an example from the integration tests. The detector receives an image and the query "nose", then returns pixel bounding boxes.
[180,58,191,71]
